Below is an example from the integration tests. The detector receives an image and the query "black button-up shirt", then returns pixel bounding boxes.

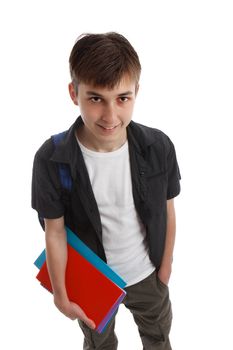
[32,116,181,269]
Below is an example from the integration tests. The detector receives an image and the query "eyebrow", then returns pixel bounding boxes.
[86,90,133,97]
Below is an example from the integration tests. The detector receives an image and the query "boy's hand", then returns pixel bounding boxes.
[157,264,172,286]
[54,296,96,330]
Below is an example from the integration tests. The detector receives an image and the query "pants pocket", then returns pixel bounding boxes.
[156,274,169,290]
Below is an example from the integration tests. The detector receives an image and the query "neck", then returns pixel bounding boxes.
[76,127,127,152]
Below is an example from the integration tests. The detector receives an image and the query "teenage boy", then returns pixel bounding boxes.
[32,32,181,350]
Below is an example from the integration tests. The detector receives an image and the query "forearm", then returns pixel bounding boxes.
[161,208,176,267]
[44,219,96,327]
[158,199,176,283]
[45,223,68,300]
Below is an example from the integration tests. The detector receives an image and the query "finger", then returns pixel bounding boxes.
[70,303,95,329]
[80,312,96,329]
[85,319,96,330]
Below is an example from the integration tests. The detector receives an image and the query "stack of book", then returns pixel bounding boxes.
[34,226,127,333]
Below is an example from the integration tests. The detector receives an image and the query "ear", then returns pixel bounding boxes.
[68,82,79,105]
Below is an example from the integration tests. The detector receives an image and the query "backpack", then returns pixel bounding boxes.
[38,131,72,230]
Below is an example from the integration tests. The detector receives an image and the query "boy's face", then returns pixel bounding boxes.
[69,75,139,152]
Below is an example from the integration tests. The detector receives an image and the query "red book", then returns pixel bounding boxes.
[36,243,126,333]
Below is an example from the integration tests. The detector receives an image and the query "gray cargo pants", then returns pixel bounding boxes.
[78,270,172,349]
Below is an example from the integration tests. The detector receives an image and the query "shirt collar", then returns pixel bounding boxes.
[50,115,150,165]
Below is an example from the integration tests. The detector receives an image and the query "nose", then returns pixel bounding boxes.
[101,103,117,124]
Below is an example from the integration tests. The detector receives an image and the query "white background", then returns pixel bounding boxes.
[1,0,233,349]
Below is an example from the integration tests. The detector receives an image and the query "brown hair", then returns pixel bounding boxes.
[69,32,141,89]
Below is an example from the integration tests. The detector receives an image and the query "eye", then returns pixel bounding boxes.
[90,97,102,103]
[119,96,129,102]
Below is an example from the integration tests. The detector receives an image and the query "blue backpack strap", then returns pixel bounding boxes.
[38,131,72,230]
[52,131,67,146]
[52,131,72,191]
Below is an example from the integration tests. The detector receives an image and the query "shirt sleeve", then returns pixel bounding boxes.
[31,142,65,219]
[166,138,181,200]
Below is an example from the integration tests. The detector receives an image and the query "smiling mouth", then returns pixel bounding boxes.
[97,124,120,130]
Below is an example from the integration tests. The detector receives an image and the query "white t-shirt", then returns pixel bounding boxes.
[77,139,155,286]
